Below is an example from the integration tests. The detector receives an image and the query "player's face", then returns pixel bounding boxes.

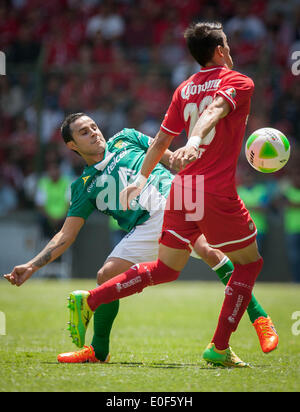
[220,32,233,69]
[70,116,106,156]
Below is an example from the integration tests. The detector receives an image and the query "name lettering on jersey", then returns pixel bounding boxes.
[82,176,91,185]
[181,79,221,100]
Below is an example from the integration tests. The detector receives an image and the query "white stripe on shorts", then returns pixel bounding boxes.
[166,230,191,244]
[208,229,257,249]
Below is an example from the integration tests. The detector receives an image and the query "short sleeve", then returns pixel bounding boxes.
[132,129,154,150]
[67,181,95,220]
[117,128,154,151]
[160,86,184,136]
[216,73,254,112]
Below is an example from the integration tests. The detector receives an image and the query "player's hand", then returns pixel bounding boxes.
[3,264,36,287]
[170,146,199,171]
[120,184,142,211]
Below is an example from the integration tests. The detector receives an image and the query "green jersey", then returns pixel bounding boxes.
[67,128,174,232]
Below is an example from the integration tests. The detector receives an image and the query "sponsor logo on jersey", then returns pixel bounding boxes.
[106,148,128,175]
[114,140,128,149]
[86,178,95,193]
[181,79,221,100]
[225,87,236,98]
[82,175,91,185]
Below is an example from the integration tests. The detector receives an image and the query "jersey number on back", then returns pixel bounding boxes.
[184,96,216,159]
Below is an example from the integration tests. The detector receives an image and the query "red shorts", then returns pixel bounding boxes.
[160,178,257,253]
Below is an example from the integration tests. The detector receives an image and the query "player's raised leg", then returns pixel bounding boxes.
[90,245,189,307]
[66,244,190,347]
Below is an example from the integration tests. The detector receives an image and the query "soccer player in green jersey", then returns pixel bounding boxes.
[4,113,277,363]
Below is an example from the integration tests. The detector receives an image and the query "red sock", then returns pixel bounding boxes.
[87,259,180,311]
[213,258,263,350]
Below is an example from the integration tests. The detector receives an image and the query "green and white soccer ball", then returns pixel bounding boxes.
[245,127,290,173]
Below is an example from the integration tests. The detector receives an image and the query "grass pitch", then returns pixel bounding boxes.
[0,279,299,392]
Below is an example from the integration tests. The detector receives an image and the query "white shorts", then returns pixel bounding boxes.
[107,209,200,264]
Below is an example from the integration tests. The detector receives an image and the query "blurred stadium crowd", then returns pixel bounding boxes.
[0,0,300,280]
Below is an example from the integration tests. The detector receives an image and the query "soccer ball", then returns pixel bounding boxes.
[245,127,290,173]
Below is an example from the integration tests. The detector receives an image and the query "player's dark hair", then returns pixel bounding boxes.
[61,112,86,144]
[184,22,224,67]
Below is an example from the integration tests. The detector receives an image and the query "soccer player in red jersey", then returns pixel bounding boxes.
[67,22,278,367]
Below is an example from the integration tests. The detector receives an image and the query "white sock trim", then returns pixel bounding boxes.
[212,256,230,272]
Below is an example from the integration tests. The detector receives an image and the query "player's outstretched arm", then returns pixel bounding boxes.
[159,148,178,171]
[120,130,174,210]
[140,130,175,177]
[170,96,231,170]
[191,95,230,138]
[3,216,84,286]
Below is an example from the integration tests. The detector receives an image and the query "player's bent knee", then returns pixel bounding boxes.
[152,259,180,285]
[226,241,262,265]
[97,267,112,285]
[201,246,225,267]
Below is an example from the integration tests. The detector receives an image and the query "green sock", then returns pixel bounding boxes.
[91,300,119,361]
[213,257,268,324]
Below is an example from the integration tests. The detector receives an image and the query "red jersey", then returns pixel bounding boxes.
[160,65,254,197]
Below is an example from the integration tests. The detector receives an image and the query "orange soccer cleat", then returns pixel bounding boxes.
[253,316,278,353]
[57,345,110,364]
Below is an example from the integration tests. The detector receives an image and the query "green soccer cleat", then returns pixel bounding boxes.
[202,343,251,368]
[67,290,94,348]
